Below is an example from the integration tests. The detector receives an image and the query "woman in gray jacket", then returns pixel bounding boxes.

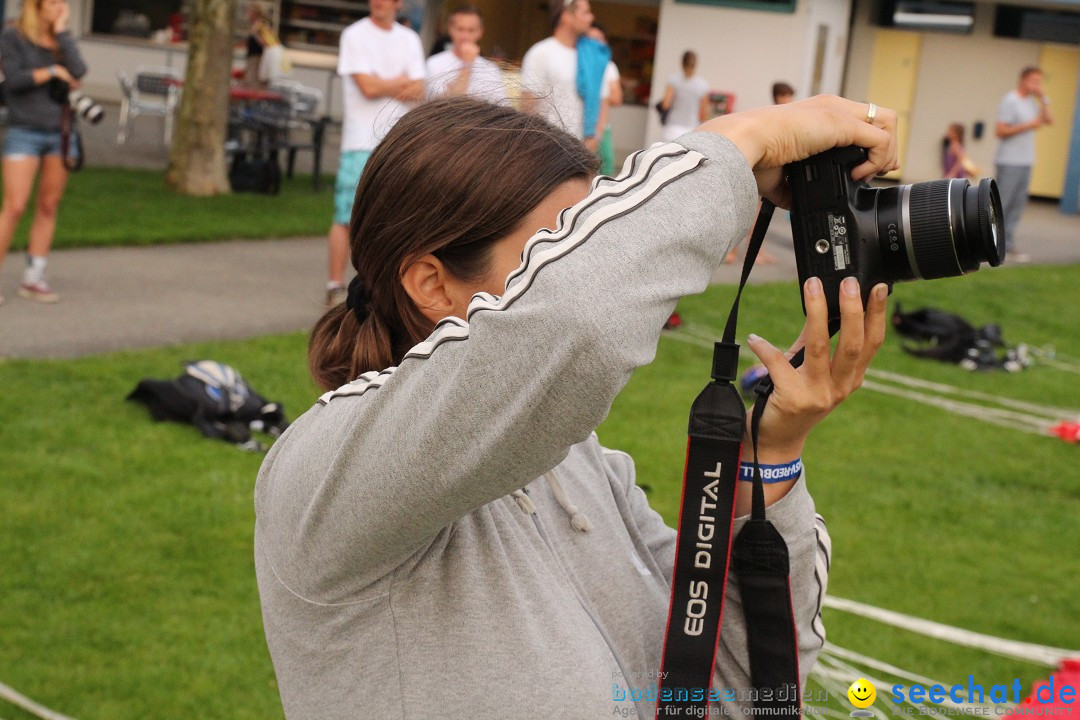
[0,0,86,304]
[255,94,898,718]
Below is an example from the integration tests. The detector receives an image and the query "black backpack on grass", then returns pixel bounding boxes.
[891,304,1025,372]
[127,360,289,451]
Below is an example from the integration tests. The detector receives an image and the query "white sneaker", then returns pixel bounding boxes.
[325,285,346,308]
[1005,251,1031,264]
[18,279,60,303]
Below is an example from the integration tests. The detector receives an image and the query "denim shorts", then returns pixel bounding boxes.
[3,124,81,160]
[333,150,372,226]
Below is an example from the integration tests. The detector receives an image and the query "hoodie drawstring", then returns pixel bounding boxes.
[509,473,592,532]
[510,489,536,515]
[544,471,592,532]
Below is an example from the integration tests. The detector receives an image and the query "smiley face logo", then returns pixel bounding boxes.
[848,678,877,708]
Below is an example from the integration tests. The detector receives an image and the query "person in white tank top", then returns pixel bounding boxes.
[659,51,709,143]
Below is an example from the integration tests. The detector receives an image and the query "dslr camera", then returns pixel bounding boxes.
[46,78,105,124]
[786,146,1004,320]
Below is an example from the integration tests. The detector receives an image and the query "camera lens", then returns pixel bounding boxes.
[888,177,1005,280]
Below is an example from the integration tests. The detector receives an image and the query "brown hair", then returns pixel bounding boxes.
[947,122,965,145]
[682,51,697,72]
[1020,66,1042,81]
[771,82,795,103]
[549,0,580,33]
[448,4,481,24]
[308,97,598,391]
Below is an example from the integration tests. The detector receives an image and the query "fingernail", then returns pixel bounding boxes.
[748,333,762,344]
[806,277,822,297]
[842,276,859,297]
[874,284,889,302]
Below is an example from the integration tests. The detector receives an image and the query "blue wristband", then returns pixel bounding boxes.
[739,458,803,483]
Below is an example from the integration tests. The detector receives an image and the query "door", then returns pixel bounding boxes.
[1031,45,1080,198]
[865,29,922,180]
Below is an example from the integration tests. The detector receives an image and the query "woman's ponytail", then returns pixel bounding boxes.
[308,301,397,392]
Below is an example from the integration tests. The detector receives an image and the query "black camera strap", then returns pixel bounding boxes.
[60,105,83,173]
[658,201,801,718]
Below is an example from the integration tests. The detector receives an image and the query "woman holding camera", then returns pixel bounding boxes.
[255,94,897,718]
[0,0,86,304]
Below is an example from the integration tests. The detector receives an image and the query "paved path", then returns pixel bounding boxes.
[1,202,1078,359]
[0,237,327,358]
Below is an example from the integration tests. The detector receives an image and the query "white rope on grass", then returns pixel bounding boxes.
[824,596,1079,666]
[812,646,1006,715]
[663,329,1075,438]
[0,681,77,720]
[860,380,1053,436]
[865,368,1080,421]
[818,649,1002,713]
[1027,347,1080,376]
[822,643,949,690]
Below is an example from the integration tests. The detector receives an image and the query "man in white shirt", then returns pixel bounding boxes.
[326,0,425,306]
[994,66,1052,263]
[520,0,604,151]
[426,6,507,105]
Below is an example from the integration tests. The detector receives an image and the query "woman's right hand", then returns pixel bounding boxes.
[53,1,70,33]
[699,95,900,207]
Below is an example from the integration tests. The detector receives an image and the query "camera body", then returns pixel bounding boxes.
[786,146,1004,320]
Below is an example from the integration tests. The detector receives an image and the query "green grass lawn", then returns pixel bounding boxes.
[1,265,1078,719]
[5,167,333,250]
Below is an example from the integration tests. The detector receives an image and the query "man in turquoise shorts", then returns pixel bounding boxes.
[327,0,425,306]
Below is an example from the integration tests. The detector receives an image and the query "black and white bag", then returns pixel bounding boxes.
[128,360,290,451]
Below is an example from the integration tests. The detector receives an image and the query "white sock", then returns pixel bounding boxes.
[23,255,47,285]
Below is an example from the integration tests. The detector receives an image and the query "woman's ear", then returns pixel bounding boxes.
[400,253,456,325]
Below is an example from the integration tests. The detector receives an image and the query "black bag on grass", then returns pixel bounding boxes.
[891,304,1025,372]
[229,153,281,195]
[127,360,289,451]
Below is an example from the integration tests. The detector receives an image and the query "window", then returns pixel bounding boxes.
[278,0,368,52]
[91,0,188,40]
[674,0,796,14]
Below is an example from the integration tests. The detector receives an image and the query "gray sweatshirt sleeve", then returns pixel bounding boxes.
[256,133,760,602]
[55,31,88,79]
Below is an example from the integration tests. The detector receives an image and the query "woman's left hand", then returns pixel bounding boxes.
[742,275,889,464]
[700,95,900,208]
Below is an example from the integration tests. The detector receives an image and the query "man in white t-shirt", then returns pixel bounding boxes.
[520,0,604,151]
[326,0,425,306]
[426,5,507,105]
[994,66,1052,263]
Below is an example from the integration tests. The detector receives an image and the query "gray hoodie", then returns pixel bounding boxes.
[254,132,832,719]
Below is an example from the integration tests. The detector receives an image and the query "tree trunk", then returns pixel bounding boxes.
[165,0,235,196]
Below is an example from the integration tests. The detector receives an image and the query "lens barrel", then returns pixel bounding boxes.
[891,178,1004,280]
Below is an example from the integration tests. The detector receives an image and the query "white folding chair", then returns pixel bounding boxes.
[117,65,181,145]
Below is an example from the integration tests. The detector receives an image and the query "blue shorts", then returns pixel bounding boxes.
[333,150,371,226]
[3,125,80,160]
